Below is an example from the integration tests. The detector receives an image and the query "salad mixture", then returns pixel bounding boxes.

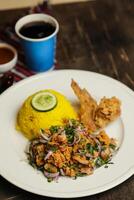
[26,119,117,182]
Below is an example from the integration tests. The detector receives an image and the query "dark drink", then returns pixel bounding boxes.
[19,21,56,39]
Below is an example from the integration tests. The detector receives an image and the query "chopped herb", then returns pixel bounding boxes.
[47,168,51,173]
[40,128,44,133]
[70,119,83,127]
[47,177,53,182]
[49,126,60,133]
[94,143,100,151]
[95,157,114,168]
[64,125,75,143]
[49,146,58,152]
[95,157,105,167]
[100,141,105,145]
[106,161,114,165]
[101,146,107,151]
[29,160,37,168]
[104,160,114,168]
[76,172,87,177]
[104,165,109,168]
[70,119,78,126]
[73,176,77,180]
[109,143,116,150]
[67,134,74,143]
[79,149,86,155]
[70,163,78,169]
[86,143,94,155]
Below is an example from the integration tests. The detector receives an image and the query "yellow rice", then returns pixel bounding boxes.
[16,89,78,139]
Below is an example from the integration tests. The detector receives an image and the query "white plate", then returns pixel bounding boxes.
[0,70,134,198]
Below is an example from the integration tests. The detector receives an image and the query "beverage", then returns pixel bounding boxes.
[19,21,56,39]
[15,14,59,72]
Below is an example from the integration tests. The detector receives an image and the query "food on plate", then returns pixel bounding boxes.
[16,79,121,182]
[71,79,97,132]
[16,90,78,139]
[26,119,117,182]
[95,97,121,129]
[71,79,121,132]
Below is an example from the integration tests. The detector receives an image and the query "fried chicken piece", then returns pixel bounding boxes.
[71,80,97,108]
[71,80,121,132]
[95,97,121,128]
[71,79,97,132]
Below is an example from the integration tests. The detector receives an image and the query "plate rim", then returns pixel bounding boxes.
[1,69,134,99]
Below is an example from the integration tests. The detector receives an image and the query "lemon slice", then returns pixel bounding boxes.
[31,92,57,111]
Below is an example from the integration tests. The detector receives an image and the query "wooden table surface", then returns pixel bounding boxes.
[0,0,134,199]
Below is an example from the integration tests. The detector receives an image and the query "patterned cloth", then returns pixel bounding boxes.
[0,1,56,82]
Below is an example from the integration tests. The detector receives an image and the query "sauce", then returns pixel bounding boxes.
[0,47,14,64]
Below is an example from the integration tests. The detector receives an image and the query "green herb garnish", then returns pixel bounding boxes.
[104,165,109,168]
[49,146,58,152]
[86,143,94,155]
[109,143,116,150]
[70,163,79,169]
[76,172,87,177]
[47,168,51,173]
[95,157,114,168]
[101,146,107,151]
[79,149,86,155]
[95,157,106,167]
[49,126,60,133]
[64,125,75,143]
[70,119,77,125]
[47,177,53,182]
[94,143,100,151]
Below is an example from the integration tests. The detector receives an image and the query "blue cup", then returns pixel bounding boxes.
[15,14,59,72]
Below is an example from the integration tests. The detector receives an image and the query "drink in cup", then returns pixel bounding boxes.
[15,14,59,72]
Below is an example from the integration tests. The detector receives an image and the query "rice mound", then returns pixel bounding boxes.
[16,89,78,139]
